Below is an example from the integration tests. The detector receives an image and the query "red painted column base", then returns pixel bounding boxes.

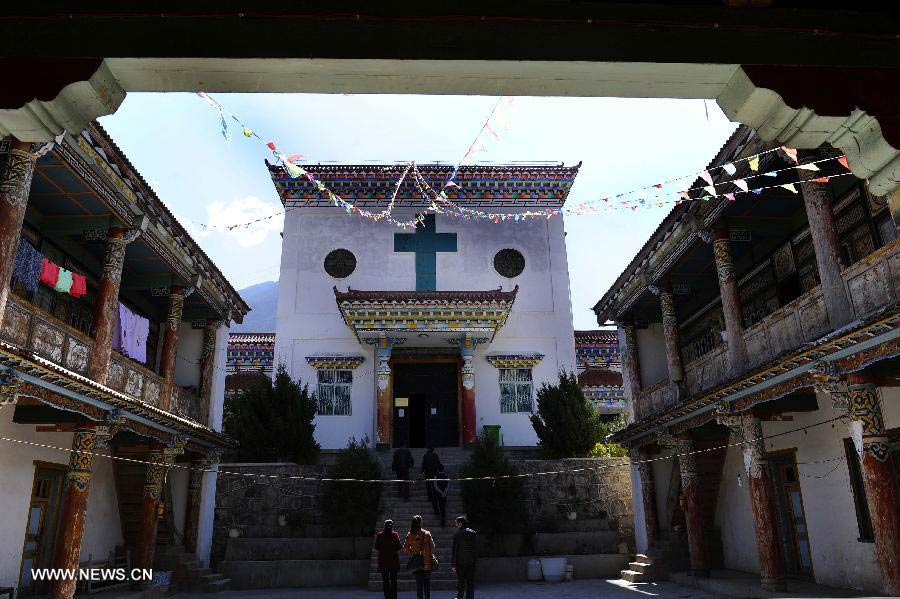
[748,472,787,591]
[683,480,709,577]
[462,387,476,445]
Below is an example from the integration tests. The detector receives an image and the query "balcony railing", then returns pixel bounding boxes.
[637,379,678,419]
[680,238,899,398]
[1,295,206,424]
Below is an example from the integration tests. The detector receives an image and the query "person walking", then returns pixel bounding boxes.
[403,515,436,599]
[421,446,442,503]
[432,465,449,527]
[392,442,414,501]
[452,516,477,599]
[374,519,402,599]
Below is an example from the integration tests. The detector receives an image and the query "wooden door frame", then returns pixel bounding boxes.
[19,461,67,595]
[389,356,462,448]
[767,447,816,580]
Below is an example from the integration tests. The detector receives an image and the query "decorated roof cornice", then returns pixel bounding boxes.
[270,162,580,208]
[334,287,517,341]
[62,123,250,322]
[0,340,232,450]
[486,353,544,368]
[306,355,366,370]
[228,333,276,345]
[574,329,619,344]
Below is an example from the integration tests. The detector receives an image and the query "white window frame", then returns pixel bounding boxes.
[499,367,534,413]
[316,369,353,416]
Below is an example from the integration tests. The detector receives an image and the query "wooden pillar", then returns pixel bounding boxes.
[49,425,96,599]
[630,447,659,552]
[658,282,684,386]
[799,176,853,329]
[375,336,393,450]
[88,227,131,384]
[712,229,748,377]
[133,446,170,574]
[198,320,218,424]
[159,285,184,412]
[848,371,900,595]
[460,333,477,445]
[673,434,708,577]
[741,415,787,591]
[621,323,643,419]
[0,140,36,330]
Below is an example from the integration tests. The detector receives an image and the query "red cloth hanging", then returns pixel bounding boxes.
[39,258,60,287]
[70,273,87,298]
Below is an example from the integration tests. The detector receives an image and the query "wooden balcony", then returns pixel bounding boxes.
[637,379,678,419]
[0,295,206,424]
[681,238,900,399]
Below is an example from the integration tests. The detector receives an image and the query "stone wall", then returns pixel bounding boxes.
[211,463,327,565]
[519,458,634,551]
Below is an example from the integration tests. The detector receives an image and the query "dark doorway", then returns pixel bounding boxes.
[393,362,459,448]
[19,464,65,596]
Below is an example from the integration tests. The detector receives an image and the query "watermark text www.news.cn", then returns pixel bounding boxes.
[31,568,153,582]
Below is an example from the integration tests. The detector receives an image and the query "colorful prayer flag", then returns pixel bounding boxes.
[780,183,798,193]
[722,163,737,176]
[700,170,714,185]
[781,146,798,162]
[748,156,760,171]
[796,163,819,171]
[838,156,850,169]
[734,179,749,192]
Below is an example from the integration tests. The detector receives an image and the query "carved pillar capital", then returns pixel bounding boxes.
[66,426,97,493]
[0,371,20,405]
[0,145,37,208]
[848,380,890,463]
[712,229,735,283]
[811,360,851,413]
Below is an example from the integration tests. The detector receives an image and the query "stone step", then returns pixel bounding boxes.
[634,553,654,565]
[620,569,647,583]
[628,562,653,574]
[204,577,232,593]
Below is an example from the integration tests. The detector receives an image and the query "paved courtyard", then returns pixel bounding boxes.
[173,580,717,598]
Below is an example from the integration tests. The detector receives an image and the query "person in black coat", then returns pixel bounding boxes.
[432,465,449,527]
[374,519,402,599]
[392,443,414,500]
[452,516,477,599]
[421,446,442,503]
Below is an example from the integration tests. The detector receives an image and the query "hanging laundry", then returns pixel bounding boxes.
[117,303,149,363]
[54,268,74,293]
[39,258,60,288]
[12,239,43,293]
[70,273,87,299]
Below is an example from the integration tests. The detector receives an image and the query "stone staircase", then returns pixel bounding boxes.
[369,448,471,592]
[157,545,232,593]
[621,553,655,583]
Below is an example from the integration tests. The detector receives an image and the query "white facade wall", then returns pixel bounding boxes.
[712,386,900,593]
[636,324,667,389]
[174,324,203,391]
[275,207,576,449]
[0,408,122,588]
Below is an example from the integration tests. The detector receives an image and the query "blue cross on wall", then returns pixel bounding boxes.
[394,214,457,291]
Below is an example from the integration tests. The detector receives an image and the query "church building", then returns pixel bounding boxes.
[268,163,580,449]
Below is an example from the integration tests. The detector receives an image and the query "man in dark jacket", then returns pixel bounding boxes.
[391,443,414,500]
[432,465,449,527]
[374,519,402,599]
[421,446,442,503]
[452,516,477,599]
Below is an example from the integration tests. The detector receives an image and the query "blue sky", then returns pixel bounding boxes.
[99,94,737,329]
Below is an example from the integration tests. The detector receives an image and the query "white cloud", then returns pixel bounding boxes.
[201,196,284,248]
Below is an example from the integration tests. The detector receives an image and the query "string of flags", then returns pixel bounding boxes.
[195,93,853,231]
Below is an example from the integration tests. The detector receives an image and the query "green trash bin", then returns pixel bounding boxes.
[483,424,502,446]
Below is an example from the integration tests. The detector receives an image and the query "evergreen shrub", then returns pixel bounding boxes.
[530,370,602,458]
[460,431,528,534]
[222,364,320,464]
[322,437,382,536]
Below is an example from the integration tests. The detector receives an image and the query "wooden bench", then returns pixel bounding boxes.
[77,546,132,594]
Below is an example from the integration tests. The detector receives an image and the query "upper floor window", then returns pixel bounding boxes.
[499,368,533,413]
[317,369,352,416]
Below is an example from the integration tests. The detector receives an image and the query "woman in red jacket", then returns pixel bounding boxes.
[374,519,402,599]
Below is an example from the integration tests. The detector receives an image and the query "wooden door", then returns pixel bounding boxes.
[770,452,814,577]
[19,465,65,595]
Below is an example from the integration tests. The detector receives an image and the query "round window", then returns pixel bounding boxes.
[494,248,525,278]
[323,249,357,278]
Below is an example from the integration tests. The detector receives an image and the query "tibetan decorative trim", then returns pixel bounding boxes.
[486,353,544,368]
[0,340,231,450]
[335,287,517,341]
[306,355,366,370]
[613,308,900,446]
